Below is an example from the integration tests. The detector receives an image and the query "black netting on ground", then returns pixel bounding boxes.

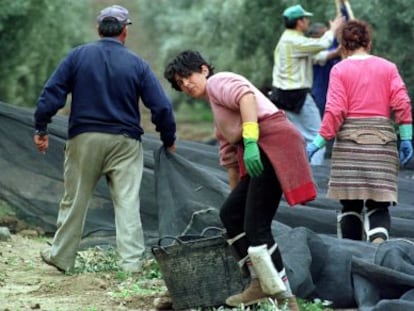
[2,100,414,309]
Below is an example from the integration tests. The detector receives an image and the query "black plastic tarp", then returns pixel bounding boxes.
[2,100,414,309]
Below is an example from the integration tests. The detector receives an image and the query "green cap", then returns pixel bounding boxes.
[283,4,313,21]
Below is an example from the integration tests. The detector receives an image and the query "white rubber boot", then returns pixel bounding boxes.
[248,244,286,295]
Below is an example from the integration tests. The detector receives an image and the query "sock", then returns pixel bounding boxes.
[277,268,293,298]
[246,260,257,279]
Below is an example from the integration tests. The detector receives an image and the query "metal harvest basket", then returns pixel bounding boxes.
[151,227,247,310]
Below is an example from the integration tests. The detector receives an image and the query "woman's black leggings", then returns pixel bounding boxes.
[219,149,284,271]
[339,199,390,241]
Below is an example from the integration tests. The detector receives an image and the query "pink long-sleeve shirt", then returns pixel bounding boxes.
[320,55,412,140]
[206,72,278,168]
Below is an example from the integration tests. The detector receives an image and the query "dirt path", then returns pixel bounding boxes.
[0,233,166,311]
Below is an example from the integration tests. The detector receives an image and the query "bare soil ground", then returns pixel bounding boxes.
[0,219,357,311]
[0,227,168,311]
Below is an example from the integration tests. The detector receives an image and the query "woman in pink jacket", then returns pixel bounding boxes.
[307,20,413,243]
[165,50,317,309]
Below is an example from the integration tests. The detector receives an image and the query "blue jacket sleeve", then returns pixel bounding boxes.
[139,64,176,147]
[34,54,73,131]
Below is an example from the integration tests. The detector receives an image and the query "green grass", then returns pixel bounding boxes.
[72,247,167,299]
[72,246,121,274]
[194,297,333,310]
[297,298,333,311]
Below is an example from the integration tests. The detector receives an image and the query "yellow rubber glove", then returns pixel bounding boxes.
[242,122,263,177]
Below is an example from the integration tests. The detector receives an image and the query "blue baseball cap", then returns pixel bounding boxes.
[283,4,313,21]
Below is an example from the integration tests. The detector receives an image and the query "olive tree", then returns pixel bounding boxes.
[0,0,93,106]
[139,0,414,102]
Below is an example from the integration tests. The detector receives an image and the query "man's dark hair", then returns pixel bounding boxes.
[306,22,327,38]
[164,50,215,92]
[98,17,124,37]
[284,16,303,29]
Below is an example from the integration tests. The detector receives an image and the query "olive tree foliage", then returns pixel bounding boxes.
[356,0,414,100]
[139,0,414,101]
[139,0,333,91]
[315,0,414,100]
[0,0,93,106]
[139,0,283,90]
[5,1,412,107]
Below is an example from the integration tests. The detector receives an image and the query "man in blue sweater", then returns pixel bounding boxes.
[34,5,176,273]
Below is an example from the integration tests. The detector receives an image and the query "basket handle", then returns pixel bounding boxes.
[152,228,224,256]
[157,235,184,246]
[201,226,225,237]
[151,235,184,256]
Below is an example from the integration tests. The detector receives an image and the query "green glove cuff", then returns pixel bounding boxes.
[399,124,413,140]
[312,134,327,148]
[243,137,257,144]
